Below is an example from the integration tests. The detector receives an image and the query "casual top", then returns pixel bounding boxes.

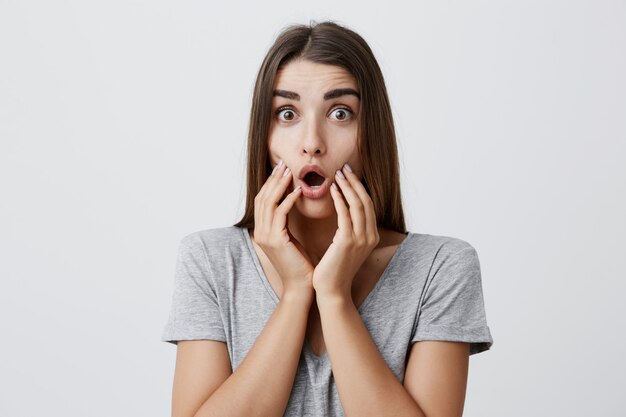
[161,226,494,416]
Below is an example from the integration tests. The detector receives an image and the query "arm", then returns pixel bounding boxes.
[170,162,317,417]
[312,165,479,416]
[190,289,314,417]
[317,294,470,417]
[172,340,232,417]
[403,340,470,417]
[316,294,427,417]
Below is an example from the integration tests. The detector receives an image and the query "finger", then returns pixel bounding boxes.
[335,168,365,238]
[257,160,284,200]
[273,185,302,234]
[330,181,352,237]
[258,160,286,235]
[266,165,294,206]
[341,163,378,241]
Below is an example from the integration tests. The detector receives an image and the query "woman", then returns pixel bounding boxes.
[162,21,493,417]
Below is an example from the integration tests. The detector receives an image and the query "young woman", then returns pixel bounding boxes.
[162,21,493,417]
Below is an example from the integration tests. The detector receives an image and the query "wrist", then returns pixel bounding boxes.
[282,287,315,304]
[314,290,353,308]
[313,280,352,301]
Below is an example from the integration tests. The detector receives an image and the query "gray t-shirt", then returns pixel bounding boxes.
[161,226,493,416]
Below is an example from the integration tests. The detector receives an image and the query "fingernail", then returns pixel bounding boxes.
[283,167,291,177]
[271,160,283,176]
[331,182,338,191]
[294,185,301,192]
[336,169,345,179]
[343,162,352,173]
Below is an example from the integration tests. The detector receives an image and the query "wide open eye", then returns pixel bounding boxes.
[330,107,353,121]
[276,107,297,122]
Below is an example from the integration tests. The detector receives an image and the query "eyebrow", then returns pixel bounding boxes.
[272,88,361,101]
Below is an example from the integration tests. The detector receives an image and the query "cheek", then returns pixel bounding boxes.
[344,151,362,178]
[336,140,359,162]
[268,148,285,166]
[267,136,282,165]
[268,130,296,161]
[267,150,279,165]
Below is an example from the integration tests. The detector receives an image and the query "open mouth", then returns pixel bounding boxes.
[298,164,330,199]
[303,171,326,188]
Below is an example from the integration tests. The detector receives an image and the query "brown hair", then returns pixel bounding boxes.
[233,20,406,233]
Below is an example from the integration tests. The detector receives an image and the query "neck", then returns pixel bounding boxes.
[286,210,338,265]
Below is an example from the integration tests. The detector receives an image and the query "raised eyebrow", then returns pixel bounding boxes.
[323,88,360,100]
[273,90,300,100]
[272,88,361,101]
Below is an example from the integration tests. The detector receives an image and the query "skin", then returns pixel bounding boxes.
[265,58,370,267]
[249,59,470,416]
[170,59,470,417]
[255,58,396,288]
[250,59,406,348]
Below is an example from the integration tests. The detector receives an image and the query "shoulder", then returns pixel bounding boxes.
[408,230,476,252]
[180,225,246,248]
[174,227,249,284]
[410,233,483,294]
[177,226,248,263]
[404,231,480,266]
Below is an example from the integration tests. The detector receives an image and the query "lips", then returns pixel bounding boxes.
[298,164,330,199]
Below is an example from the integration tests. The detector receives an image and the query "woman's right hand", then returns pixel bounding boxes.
[252,160,314,295]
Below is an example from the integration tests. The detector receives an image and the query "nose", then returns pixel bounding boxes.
[301,119,326,156]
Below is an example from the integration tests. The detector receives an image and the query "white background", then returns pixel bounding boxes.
[1,1,625,416]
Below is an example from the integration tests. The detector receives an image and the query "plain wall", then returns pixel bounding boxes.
[1,1,624,416]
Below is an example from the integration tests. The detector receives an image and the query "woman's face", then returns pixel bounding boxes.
[268,59,362,220]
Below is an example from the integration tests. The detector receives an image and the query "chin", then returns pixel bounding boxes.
[294,196,335,219]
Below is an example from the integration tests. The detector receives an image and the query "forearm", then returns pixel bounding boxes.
[316,294,426,417]
[195,289,313,417]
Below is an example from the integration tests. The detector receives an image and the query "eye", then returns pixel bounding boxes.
[275,106,297,122]
[330,107,353,121]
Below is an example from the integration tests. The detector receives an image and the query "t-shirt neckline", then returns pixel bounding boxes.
[240,226,413,360]
[242,226,412,308]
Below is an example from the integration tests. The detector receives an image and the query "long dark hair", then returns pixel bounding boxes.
[234,20,406,233]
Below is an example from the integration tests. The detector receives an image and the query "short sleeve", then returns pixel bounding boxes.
[161,238,227,345]
[412,244,494,355]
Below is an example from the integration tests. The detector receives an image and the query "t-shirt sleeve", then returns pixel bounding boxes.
[161,237,227,345]
[412,243,494,355]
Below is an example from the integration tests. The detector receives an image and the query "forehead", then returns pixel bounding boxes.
[273,60,357,90]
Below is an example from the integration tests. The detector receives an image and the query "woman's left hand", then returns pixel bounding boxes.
[312,163,380,300]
